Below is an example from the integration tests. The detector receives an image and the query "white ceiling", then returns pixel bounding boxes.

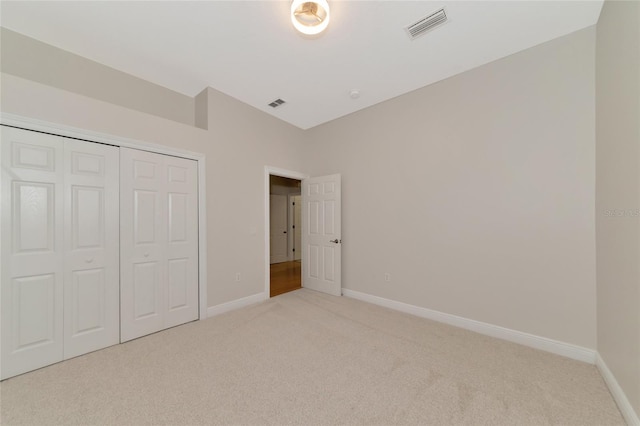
[1,1,603,129]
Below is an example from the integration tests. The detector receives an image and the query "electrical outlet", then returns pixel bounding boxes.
[384,273,391,282]
[235,272,241,282]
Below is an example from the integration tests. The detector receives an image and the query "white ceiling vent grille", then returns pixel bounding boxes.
[404,8,447,41]
[268,98,286,108]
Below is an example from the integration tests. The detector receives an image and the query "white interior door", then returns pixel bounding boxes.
[1,126,65,379]
[270,194,288,264]
[63,139,119,359]
[164,154,199,329]
[302,174,341,296]
[120,148,163,342]
[120,148,198,342]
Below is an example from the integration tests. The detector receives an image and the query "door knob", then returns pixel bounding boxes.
[85,257,94,263]
[144,252,150,257]
[329,239,340,244]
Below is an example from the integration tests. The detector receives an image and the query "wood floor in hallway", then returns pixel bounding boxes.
[270,260,301,297]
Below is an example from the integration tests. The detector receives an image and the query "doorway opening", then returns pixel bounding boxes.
[265,168,307,298]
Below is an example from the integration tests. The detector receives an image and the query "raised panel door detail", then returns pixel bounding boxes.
[168,166,187,183]
[309,245,319,278]
[308,183,320,195]
[324,200,335,235]
[164,155,198,329]
[121,147,198,342]
[71,268,105,335]
[12,142,55,171]
[13,182,54,253]
[12,274,56,352]
[168,193,187,242]
[134,190,156,244]
[73,186,104,249]
[168,258,188,310]
[133,262,158,319]
[71,152,104,176]
[63,138,119,360]
[302,174,341,297]
[323,247,335,282]
[133,160,155,179]
[2,126,65,380]
[323,182,335,194]
[3,130,120,376]
[308,201,319,235]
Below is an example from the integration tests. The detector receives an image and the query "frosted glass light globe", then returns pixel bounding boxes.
[291,0,330,35]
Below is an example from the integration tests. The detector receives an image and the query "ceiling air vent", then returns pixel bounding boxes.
[404,8,447,41]
[268,98,286,108]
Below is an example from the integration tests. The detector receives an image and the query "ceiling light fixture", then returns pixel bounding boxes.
[291,0,330,35]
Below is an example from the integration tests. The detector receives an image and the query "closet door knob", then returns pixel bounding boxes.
[86,257,94,263]
[144,252,150,258]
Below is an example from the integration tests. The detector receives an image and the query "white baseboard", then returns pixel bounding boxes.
[342,289,596,364]
[207,292,266,318]
[596,353,640,426]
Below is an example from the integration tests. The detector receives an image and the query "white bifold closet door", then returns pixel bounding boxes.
[63,139,120,359]
[1,126,119,380]
[120,147,199,342]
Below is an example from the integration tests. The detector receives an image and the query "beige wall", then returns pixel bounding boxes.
[0,73,306,307]
[596,0,640,417]
[202,87,306,303]
[5,13,640,417]
[303,28,597,348]
[0,25,604,352]
[195,88,209,130]
[1,28,196,126]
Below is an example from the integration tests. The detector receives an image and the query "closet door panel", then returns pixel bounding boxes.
[63,139,119,359]
[120,148,166,342]
[1,126,64,380]
[2,125,200,378]
[165,156,198,328]
[120,148,198,341]
[133,261,160,318]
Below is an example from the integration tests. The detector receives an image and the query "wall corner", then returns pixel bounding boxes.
[195,87,209,130]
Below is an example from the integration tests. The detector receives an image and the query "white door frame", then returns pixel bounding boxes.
[264,166,308,299]
[0,113,209,321]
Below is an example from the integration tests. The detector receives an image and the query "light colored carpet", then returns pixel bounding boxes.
[0,289,624,425]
